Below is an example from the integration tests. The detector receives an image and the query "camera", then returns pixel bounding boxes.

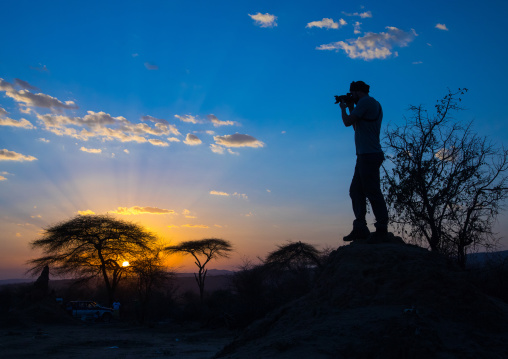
[334,93,355,106]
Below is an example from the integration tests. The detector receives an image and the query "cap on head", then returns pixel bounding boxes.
[350,81,370,93]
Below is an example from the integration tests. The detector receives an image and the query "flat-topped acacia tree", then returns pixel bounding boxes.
[165,238,232,303]
[27,214,158,306]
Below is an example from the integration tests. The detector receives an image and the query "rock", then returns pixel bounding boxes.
[215,240,508,358]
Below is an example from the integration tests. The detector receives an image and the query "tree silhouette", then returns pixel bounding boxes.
[264,241,322,271]
[165,238,232,303]
[383,88,508,266]
[27,214,157,305]
[129,244,174,323]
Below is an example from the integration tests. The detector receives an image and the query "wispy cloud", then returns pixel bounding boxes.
[78,210,95,215]
[14,79,39,91]
[206,114,238,127]
[80,147,102,154]
[306,18,347,29]
[435,23,449,31]
[213,133,265,148]
[0,108,35,129]
[209,190,248,199]
[342,11,372,18]
[184,133,202,146]
[182,224,209,228]
[111,206,176,215]
[317,26,415,60]
[0,149,37,162]
[175,114,200,124]
[249,12,277,28]
[0,78,77,111]
[144,62,159,70]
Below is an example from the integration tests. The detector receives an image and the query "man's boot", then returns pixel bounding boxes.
[343,227,370,242]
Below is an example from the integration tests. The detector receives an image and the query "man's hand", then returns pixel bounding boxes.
[339,102,349,110]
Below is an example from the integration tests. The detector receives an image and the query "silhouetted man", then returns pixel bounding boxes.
[339,81,388,241]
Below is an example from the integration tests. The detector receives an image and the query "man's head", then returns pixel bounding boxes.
[350,81,370,102]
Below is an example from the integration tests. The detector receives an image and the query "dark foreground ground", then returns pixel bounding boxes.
[0,322,234,359]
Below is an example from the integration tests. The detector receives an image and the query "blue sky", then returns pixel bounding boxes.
[1,0,507,278]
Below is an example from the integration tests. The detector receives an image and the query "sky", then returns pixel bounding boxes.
[1,0,508,279]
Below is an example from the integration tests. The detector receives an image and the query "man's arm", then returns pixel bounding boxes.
[340,103,360,127]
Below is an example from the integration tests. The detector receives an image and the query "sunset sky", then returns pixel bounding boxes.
[1,0,508,278]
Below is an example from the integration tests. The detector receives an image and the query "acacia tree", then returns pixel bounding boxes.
[27,214,158,305]
[165,238,232,303]
[383,89,508,267]
[264,241,322,271]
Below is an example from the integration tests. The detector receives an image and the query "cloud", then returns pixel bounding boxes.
[30,64,49,72]
[175,114,200,124]
[39,138,50,143]
[209,190,248,199]
[206,114,237,127]
[353,21,362,34]
[36,110,178,146]
[123,149,130,154]
[183,209,197,218]
[148,139,169,147]
[210,190,230,196]
[213,133,265,148]
[0,175,6,181]
[0,116,35,129]
[412,61,423,65]
[111,206,176,215]
[167,137,181,142]
[316,26,415,60]
[0,79,77,111]
[306,18,346,29]
[184,133,202,146]
[14,79,39,91]
[248,12,277,28]
[182,224,209,228]
[0,149,37,162]
[144,62,159,70]
[342,11,372,18]
[78,210,96,215]
[141,115,169,125]
[80,147,102,154]
[435,23,449,31]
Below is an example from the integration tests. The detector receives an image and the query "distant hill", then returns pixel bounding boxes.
[176,269,235,277]
[0,279,33,285]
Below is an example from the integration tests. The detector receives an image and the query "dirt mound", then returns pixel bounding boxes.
[215,236,508,358]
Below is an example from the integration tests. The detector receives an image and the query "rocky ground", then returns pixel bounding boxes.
[214,235,508,358]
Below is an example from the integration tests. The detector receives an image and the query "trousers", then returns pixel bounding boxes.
[350,152,389,231]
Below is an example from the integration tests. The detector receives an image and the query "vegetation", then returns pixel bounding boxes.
[165,238,233,303]
[383,89,508,267]
[27,214,158,305]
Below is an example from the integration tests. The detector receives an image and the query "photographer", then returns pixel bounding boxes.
[337,81,388,241]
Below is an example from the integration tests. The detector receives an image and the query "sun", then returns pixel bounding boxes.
[122,261,129,267]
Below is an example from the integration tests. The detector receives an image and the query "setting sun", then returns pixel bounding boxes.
[122,261,130,267]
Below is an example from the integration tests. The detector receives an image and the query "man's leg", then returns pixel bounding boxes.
[358,153,389,234]
[343,159,371,241]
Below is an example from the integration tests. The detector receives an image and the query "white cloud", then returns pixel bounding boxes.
[249,12,277,28]
[111,206,176,215]
[207,114,237,127]
[210,144,225,154]
[435,23,449,31]
[316,26,415,60]
[175,114,200,124]
[342,11,372,18]
[210,190,230,196]
[80,147,102,154]
[0,78,77,111]
[167,137,181,142]
[0,117,35,129]
[184,133,202,146]
[353,21,362,34]
[213,133,265,148]
[0,149,37,162]
[123,149,130,154]
[209,190,247,199]
[306,18,346,29]
[39,138,50,143]
[148,139,169,147]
